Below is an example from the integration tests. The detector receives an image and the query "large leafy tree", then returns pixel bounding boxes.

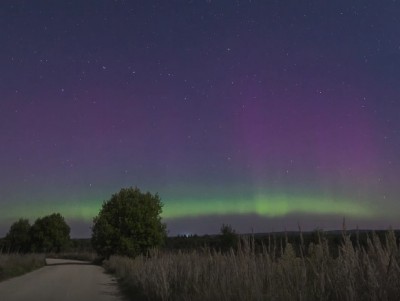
[30,213,71,253]
[92,187,167,258]
[5,218,31,253]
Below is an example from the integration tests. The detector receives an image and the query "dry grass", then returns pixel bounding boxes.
[0,254,46,281]
[105,230,400,301]
[45,252,99,263]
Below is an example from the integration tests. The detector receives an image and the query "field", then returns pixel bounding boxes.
[0,254,46,281]
[1,231,399,300]
[105,230,400,301]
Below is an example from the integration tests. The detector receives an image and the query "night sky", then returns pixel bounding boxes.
[1,1,400,237]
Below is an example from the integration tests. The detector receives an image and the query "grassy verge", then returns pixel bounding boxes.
[45,252,100,263]
[105,230,400,301]
[0,254,46,282]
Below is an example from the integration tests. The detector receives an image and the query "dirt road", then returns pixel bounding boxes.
[0,258,124,301]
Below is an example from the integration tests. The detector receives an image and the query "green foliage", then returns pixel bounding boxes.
[165,234,220,251]
[91,187,167,258]
[30,213,71,253]
[4,219,31,253]
[69,238,94,253]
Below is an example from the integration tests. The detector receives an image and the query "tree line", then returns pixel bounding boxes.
[1,187,241,257]
[1,187,168,257]
[3,186,393,258]
[1,213,70,253]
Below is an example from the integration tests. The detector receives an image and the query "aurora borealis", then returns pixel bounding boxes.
[1,1,400,237]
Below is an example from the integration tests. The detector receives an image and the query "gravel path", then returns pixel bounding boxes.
[0,258,124,301]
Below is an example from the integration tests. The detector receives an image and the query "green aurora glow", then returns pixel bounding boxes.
[1,193,383,223]
[162,195,376,219]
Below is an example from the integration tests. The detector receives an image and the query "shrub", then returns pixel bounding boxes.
[30,213,71,253]
[4,219,31,253]
[92,187,166,258]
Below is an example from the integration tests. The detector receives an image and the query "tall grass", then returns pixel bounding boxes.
[105,230,400,300]
[0,254,46,281]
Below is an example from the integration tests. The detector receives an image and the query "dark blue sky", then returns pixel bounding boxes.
[1,1,400,237]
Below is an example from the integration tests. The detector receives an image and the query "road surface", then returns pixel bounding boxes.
[0,258,125,301]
